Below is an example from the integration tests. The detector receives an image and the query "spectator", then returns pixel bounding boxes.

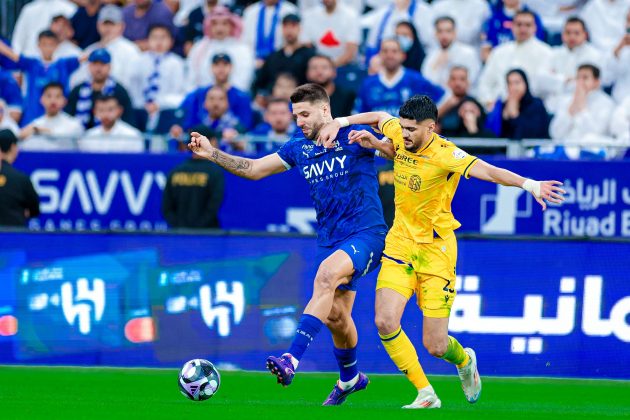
[202,86,247,152]
[123,0,176,51]
[73,5,142,91]
[11,0,77,55]
[477,10,553,110]
[395,21,425,72]
[66,49,135,129]
[306,54,355,118]
[0,71,23,123]
[186,7,254,91]
[270,73,298,102]
[543,17,603,113]
[249,98,296,153]
[605,9,630,103]
[50,14,82,59]
[0,130,40,227]
[183,0,220,55]
[174,53,253,136]
[355,38,444,115]
[130,24,186,132]
[580,0,629,52]
[430,0,491,47]
[254,14,315,96]
[438,66,492,138]
[302,0,360,66]
[486,69,550,139]
[549,64,616,159]
[19,82,84,151]
[0,101,20,136]
[363,0,434,63]
[79,95,144,153]
[0,32,83,126]
[481,0,545,62]
[162,127,225,229]
[609,96,630,158]
[242,0,299,66]
[525,0,586,38]
[72,0,103,49]
[421,16,481,89]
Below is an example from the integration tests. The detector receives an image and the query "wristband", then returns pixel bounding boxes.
[335,117,350,127]
[522,179,541,198]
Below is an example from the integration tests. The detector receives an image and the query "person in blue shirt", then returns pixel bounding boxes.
[0,31,86,126]
[249,97,296,153]
[172,53,253,138]
[355,38,444,116]
[0,71,23,123]
[188,83,390,405]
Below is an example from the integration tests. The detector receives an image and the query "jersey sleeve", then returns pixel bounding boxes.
[276,140,296,169]
[378,117,403,148]
[433,142,479,179]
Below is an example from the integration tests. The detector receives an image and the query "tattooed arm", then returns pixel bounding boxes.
[188,132,287,180]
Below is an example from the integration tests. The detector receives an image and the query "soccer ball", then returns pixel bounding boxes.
[178,359,221,401]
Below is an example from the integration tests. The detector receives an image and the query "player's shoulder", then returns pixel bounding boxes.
[431,134,472,159]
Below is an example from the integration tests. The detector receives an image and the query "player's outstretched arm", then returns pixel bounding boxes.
[348,129,395,159]
[317,111,393,148]
[468,160,566,211]
[188,132,286,180]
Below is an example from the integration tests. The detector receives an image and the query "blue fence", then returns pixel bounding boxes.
[15,152,630,237]
[0,231,628,379]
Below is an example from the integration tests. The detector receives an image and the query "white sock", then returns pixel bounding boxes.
[418,385,435,395]
[338,373,359,391]
[283,353,299,370]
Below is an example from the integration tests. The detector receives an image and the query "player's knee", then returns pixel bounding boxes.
[423,337,447,357]
[374,312,399,335]
[314,266,340,294]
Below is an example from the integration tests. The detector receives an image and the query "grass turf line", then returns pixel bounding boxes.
[0,366,628,419]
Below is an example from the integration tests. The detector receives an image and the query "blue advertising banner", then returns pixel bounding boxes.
[0,231,628,379]
[14,153,630,237]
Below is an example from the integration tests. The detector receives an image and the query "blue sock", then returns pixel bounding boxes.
[334,346,358,382]
[287,314,324,362]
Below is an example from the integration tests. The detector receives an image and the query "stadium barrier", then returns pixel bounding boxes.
[0,230,628,379]
[15,152,630,238]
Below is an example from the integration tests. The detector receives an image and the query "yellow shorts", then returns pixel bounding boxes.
[376,232,458,318]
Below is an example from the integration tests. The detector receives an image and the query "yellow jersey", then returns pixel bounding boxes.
[380,117,479,243]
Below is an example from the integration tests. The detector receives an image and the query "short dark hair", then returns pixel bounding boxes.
[578,63,600,79]
[290,83,330,104]
[38,30,58,41]
[565,16,588,33]
[94,94,120,106]
[267,97,290,107]
[399,95,438,122]
[42,82,65,95]
[147,23,173,38]
[275,72,298,85]
[0,129,18,153]
[514,10,536,21]
[309,54,335,68]
[434,16,455,28]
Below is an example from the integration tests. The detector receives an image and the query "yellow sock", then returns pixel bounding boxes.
[379,326,430,389]
[441,335,469,368]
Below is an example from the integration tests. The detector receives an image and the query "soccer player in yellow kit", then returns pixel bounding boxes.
[318,95,565,409]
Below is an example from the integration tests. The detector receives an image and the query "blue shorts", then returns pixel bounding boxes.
[316,229,386,291]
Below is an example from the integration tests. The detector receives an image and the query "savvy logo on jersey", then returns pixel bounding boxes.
[302,155,348,181]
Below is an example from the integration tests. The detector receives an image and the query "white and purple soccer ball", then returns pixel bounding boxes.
[178,359,221,401]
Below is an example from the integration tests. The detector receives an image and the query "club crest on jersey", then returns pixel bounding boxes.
[408,175,422,192]
[452,148,468,159]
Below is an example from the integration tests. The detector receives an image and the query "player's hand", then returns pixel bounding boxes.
[188,131,215,159]
[317,120,341,148]
[534,180,566,211]
[348,129,379,149]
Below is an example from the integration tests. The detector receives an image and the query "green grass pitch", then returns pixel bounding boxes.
[0,366,628,419]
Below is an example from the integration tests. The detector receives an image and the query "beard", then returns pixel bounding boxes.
[302,119,324,140]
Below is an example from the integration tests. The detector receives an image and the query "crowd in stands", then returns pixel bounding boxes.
[0,0,629,159]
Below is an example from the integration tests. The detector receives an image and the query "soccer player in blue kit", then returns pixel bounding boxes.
[188,83,391,405]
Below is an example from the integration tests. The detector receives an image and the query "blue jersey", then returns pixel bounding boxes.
[277,125,387,246]
[0,71,22,111]
[178,85,253,130]
[484,5,545,47]
[17,55,80,125]
[355,69,444,116]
